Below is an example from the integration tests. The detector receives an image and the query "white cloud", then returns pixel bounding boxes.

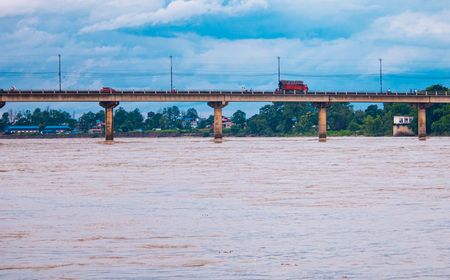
[4,25,60,48]
[80,0,268,33]
[272,0,378,17]
[363,11,450,44]
[0,0,40,17]
[0,0,165,18]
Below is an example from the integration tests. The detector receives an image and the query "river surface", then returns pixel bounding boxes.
[1,137,449,279]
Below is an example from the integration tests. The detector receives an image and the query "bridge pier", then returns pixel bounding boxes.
[418,104,427,141]
[314,103,330,142]
[207,101,228,142]
[99,101,119,141]
[0,102,5,109]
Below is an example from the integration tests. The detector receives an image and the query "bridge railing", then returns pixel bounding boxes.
[1,89,449,96]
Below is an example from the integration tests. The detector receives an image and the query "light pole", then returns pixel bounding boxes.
[277,56,281,83]
[58,54,61,92]
[170,55,173,91]
[379,58,383,94]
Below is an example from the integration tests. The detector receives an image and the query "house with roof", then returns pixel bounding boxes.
[181,117,199,129]
[210,116,234,129]
[88,122,105,134]
[42,125,71,134]
[222,116,234,128]
[4,125,40,134]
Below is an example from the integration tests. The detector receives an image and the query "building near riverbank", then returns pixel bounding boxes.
[88,122,105,134]
[4,125,40,134]
[181,117,200,129]
[41,125,71,134]
[393,116,414,136]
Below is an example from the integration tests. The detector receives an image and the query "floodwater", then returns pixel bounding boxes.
[0,137,449,279]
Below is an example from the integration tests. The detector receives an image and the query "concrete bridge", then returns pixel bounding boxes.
[1,90,449,142]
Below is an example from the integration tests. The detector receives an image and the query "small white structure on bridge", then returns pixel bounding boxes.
[393,116,414,136]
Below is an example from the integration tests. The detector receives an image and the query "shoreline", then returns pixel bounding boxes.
[0,133,438,139]
[0,132,205,139]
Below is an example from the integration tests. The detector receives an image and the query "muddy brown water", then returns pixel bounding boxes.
[1,138,449,279]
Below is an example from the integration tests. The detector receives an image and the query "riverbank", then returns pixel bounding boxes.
[0,130,432,139]
[0,131,205,139]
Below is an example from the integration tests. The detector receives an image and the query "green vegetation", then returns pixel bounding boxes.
[243,84,449,137]
[0,108,77,131]
[1,84,449,136]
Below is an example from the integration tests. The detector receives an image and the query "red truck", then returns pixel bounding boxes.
[276,80,308,93]
[100,87,116,93]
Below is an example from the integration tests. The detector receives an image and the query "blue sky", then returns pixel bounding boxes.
[1,0,449,117]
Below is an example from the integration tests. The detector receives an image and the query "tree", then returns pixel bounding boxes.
[144,111,162,130]
[425,84,448,92]
[161,106,181,129]
[0,112,10,131]
[246,102,319,135]
[384,103,413,116]
[114,107,129,131]
[294,111,317,134]
[185,108,198,119]
[365,105,383,118]
[258,103,284,133]
[431,114,450,135]
[289,103,317,134]
[95,110,105,124]
[347,110,365,133]
[114,107,144,132]
[327,103,354,131]
[421,85,450,135]
[197,115,214,129]
[363,115,385,136]
[247,114,272,135]
[231,110,246,128]
[127,108,144,130]
[78,112,97,132]
[14,111,32,125]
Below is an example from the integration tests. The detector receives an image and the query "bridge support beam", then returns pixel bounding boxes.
[314,103,331,142]
[418,104,427,141]
[99,101,119,141]
[207,101,228,142]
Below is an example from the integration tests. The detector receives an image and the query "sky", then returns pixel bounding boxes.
[0,0,449,117]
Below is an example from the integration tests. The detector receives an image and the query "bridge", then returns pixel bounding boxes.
[1,90,449,142]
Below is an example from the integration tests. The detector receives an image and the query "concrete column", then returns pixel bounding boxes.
[318,106,327,142]
[99,101,119,141]
[314,103,330,142]
[207,101,228,142]
[418,104,427,141]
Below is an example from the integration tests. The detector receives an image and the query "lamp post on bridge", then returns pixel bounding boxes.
[170,55,173,92]
[58,54,61,92]
[277,56,281,83]
[379,58,383,94]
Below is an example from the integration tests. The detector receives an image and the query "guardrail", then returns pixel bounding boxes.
[1,90,449,96]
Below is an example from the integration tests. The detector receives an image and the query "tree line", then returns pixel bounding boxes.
[1,84,449,136]
[244,85,449,136]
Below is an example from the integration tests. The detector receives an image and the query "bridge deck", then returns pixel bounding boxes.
[1,90,449,103]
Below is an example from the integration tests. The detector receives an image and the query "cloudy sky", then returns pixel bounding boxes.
[1,0,449,116]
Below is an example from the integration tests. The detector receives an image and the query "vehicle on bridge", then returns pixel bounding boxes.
[100,87,116,93]
[276,80,309,93]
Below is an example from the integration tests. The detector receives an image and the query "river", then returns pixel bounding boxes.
[1,137,449,279]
